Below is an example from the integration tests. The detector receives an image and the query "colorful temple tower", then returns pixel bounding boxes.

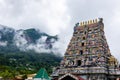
[52,18,120,80]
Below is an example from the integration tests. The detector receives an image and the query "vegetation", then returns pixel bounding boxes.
[0,50,62,79]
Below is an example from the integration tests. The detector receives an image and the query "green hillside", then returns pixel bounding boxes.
[0,51,62,79]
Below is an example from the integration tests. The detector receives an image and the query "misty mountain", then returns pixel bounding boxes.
[0,24,62,76]
[0,24,58,53]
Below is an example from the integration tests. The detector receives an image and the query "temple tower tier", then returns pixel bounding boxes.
[52,18,120,80]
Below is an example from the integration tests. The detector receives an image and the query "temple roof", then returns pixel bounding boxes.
[34,68,50,80]
[58,73,85,80]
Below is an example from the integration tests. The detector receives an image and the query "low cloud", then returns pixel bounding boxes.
[0,0,120,61]
[13,29,61,55]
[0,41,7,46]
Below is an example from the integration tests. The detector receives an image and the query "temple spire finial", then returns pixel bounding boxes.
[79,18,100,26]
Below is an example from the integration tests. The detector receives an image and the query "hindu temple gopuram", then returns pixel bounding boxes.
[52,18,120,80]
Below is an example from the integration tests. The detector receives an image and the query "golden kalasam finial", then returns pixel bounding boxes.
[88,20,89,24]
[90,20,92,24]
[95,19,98,23]
[80,18,98,26]
[83,21,85,25]
[85,21,87,25]
[93,19,95,23]
[80,22,82,26]
[81,22,83,26]
[89,20,91,24]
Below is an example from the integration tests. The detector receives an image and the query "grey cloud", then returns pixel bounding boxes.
[0,0,120,61]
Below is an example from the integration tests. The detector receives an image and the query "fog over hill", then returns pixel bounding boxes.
[0,24,62,55]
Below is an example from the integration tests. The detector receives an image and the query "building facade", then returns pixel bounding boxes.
[52,18,120,80]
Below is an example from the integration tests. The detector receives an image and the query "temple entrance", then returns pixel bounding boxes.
[61,76,76,80]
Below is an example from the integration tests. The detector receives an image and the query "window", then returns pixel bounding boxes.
[83,37,85,40]
[77,60,81,66]
[80,50,83,55]
[82,43,84,46]
[85,31,87,34]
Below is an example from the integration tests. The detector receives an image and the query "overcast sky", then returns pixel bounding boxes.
[0,0,120,61]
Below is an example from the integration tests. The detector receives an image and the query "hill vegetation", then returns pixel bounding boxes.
[0,50,62,79]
